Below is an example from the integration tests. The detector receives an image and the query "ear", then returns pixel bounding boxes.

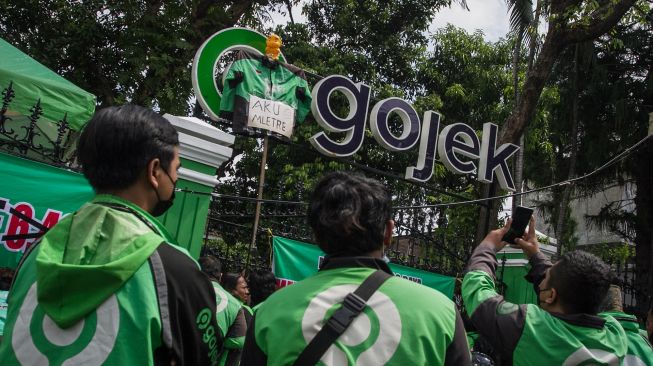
[544,288,557,305]
[383,220,394,247]
[147,158,162,188]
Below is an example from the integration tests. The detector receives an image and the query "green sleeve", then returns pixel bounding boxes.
[219,59,245,115]
[295,80,312,123]
[462,244,528,358]
[462,270,500,315]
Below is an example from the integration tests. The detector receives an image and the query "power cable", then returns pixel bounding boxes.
[178,133,652,209]
[176,189,307,205]
[396,134,653,210]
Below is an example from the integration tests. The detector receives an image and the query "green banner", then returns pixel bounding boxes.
[0,153,93,269]
[272,236,455,298]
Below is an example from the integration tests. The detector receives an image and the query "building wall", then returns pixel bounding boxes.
[521,180,635,246]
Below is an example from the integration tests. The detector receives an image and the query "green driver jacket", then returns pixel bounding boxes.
[462,244,629,366]
[0,195,222,365]
[242,256,471,365]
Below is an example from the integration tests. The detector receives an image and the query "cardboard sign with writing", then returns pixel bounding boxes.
[248,95,295,138]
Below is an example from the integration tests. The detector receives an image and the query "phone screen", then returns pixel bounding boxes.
[502,206,534,245]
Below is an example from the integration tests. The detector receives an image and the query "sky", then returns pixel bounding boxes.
[269,0,511,42]
[431,0,510,42]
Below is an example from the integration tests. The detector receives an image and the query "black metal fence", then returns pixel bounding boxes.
[610,255,650,317]
[3,77,648,311]
[201,193,468,277]
[1,81,75,167]
[201,191,650,319]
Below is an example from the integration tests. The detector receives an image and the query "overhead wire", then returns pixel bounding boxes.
[208,56,478,202]
[178,133,652,209]
[196,50,653,210]
[202,115,478,202]
[395,134,653,210]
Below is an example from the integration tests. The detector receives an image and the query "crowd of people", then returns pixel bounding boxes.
[0,104,651,365]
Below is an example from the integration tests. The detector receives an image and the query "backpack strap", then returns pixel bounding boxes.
[292,270,392,366]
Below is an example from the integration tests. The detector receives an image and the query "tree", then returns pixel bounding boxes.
[0,0,282,113]
[213,22,518,274]
[505,0,535,213]
[473,0,639,244]
[571,14,652,312]
[521,4,653,310]
[500,0,639,144]
[303,0,468,91]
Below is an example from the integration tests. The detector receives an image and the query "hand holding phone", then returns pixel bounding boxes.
[502,206,534,245]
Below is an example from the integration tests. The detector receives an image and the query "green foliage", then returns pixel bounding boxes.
[527,13,652,244]
[4,0,646,276]
[505,0,534,39]
[419,25,514,127]
[303,0,468,91]
[203,238,258,272]
[0,0,282,112]
[588,242,634,266]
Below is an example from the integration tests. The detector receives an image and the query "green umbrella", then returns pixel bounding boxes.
[0,38,96,131]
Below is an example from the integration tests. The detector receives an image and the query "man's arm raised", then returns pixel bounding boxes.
[461,220,528,360]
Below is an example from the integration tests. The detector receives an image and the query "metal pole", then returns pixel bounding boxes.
[246,135,269,271]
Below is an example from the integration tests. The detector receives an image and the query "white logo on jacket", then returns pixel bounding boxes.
[562,347,644,366]
[302,284,402,365]
[12,283,119,365]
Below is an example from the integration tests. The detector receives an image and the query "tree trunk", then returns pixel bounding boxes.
[514,135,525,207]
[512,30,524,212]
[475,183,499,245]
[526,0,541,72]
[514,0,542,211]
[499,0,637,145]
[634,115,653,315]
[285,0,295,24]
[554,44,580,255]
[512,0,542,212]
[500,24,567,145]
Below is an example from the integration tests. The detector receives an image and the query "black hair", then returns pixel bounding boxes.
[221,272,244,293]
[0,267,15,291]
[549,250,612,314]
[199,255,222,281]
[248,270,277,307]
[308,171,392,256]
[77,105,179,191]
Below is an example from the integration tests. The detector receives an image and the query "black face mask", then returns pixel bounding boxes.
[152,168,176,217]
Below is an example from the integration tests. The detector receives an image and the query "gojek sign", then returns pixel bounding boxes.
[310,75,519,191]
[193,28,519,191]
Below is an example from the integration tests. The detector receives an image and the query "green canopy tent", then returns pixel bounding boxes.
[0,38,96,163]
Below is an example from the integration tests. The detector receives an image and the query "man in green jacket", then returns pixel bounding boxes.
[200,255,248,366]
[0,105,221,365]
[463,217,628,365]
[599,285,653,364]
[242,171,470,365]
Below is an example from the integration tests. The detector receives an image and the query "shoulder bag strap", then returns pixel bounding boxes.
[292,270,392,366]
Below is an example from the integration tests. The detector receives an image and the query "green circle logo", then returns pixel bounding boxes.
[192,27,286,120]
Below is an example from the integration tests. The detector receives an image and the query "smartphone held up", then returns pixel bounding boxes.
[502,206,534,248]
